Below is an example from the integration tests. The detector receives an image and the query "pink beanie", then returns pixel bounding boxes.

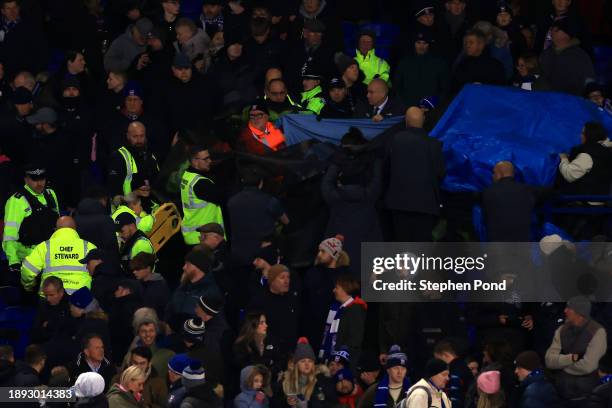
[477,370,501,395]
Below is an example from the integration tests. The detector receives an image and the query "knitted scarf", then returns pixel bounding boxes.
[319,297,366,361]
[374,374,411,408]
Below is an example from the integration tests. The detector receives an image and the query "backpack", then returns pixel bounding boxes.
[396,385,432,408]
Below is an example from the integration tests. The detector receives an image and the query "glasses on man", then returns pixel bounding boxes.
[250,113,265,119]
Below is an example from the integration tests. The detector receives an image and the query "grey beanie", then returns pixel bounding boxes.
[567,296,591,317]
[294,337,316,362]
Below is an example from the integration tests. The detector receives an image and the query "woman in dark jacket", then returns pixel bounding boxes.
[233,312,286,377]
[321,129,382,277]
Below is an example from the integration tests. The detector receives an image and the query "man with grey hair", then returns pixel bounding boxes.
[545,296,607,401]
[354,78,405,121]
[482,161,538,242]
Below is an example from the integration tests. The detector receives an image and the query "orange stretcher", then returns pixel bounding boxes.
[147,203,182,252]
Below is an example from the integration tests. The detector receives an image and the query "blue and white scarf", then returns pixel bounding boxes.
[319,297,353,361]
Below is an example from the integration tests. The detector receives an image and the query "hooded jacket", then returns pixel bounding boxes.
[173,29,211,65]
[518,370,560,408]
[104,26,147,72]
[234,366,270,408]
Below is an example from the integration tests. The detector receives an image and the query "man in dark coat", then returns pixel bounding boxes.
[80,249,122,312]
[354,79,405,120]
[130,252,170,318]
[482,161,537,242]
[241,17,286,87]
[288,0,344,51]
[193,295,235,389]
[0,0,48,79]
[248,264,300,354]
[515,350,560,408]
[25,107,73,203]
[438,0,473,65]
[74,187,119,255]
[282,19,336,95]
[164,53,216,135]
[165,250,222,332]
[227,166,289,268]
[452,29,506,93]
[384,107,445,242]
[394,30,450,107]
[14,345,46,386]
[0,87,33,166]
[539,19,595,96]
[71,334,116,393]
[30,277,79,371]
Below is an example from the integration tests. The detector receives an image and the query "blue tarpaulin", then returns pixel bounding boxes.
[280,114,403,145]
[431,84,612,192]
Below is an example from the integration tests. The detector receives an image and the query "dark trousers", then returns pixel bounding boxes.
[392,210,437,242]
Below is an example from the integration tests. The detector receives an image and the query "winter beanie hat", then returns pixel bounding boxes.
[168,354,194,376]
[182,362,206,389]
[183,317,206,344]
[70,287,98,312]
[319,235,344,261]
[385,345,408,369]
[74,372,105,398]
[566,295,591,317]
[424,358,448,378]
[331,346,350,366]
[514,351,542,372]
[267,264,289,284]
[477,370,501,395]
[294,337,316,363]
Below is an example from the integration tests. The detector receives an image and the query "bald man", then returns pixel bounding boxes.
[482,161,537,242]
[354,78,405,120]
[21,216,97,296]
[106,121,159,197]
[384,105,445,241]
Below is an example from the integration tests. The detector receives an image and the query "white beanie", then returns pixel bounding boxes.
[74,372,105,398]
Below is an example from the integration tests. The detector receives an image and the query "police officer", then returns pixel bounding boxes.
[106,121,159,197]
[21,216,96,296]
[3,165,59,274]
[115,211,155,272]
[300,69,326,115]
[180,145,224,246]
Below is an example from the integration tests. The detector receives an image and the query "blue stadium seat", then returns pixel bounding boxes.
[181,0,202,21]
[343,22,400,61]
[0,306,36,359]
[47,48,66,74]
[593,46,612,85]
